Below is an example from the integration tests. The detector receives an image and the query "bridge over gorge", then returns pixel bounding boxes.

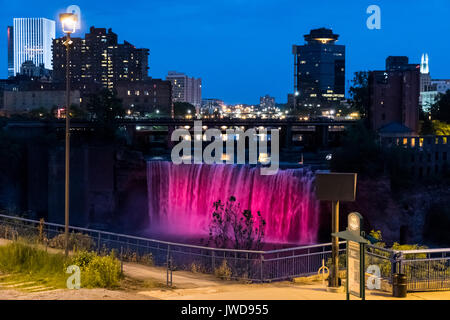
[5,118,357,148]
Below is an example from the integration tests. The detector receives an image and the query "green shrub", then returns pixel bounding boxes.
[120,249,154,266]
[48,232,94,251]
[71,250,122,288]
[69,250,97,269]
[214,259,232,280]
[190,261,207,274]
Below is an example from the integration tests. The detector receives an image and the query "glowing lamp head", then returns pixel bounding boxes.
[60,13,78,34]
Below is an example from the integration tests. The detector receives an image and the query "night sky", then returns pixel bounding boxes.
[0,0,449,104]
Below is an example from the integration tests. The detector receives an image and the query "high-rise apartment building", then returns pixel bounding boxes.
[292,28,345,108]
[260,95,275,110]
[13,18,55,76]
[7,26,14,78]
[166,71,201,109]
[52,27,149,90]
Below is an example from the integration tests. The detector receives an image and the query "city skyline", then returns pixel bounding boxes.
[1,0,449,104]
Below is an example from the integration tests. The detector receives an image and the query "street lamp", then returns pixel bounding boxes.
[59,12,78,257]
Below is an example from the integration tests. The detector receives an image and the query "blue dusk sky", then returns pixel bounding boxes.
[0,0,449,104]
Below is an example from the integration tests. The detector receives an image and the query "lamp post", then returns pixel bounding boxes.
[59,13,78,256]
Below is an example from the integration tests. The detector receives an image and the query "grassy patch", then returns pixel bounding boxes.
[0,241,123,290]
[0,241,69,288]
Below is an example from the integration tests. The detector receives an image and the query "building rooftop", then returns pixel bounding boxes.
[304,28,339,44]
[378,122,413,134]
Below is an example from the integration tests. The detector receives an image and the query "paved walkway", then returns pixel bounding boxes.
[1,238,450,300]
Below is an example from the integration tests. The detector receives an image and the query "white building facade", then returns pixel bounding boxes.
[13,18,55,76]
[166,71,202,111]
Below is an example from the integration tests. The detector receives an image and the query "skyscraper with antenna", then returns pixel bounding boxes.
[420,53,435,112]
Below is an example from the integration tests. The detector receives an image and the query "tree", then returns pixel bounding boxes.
[27,107,54,120]
[349,71,370,118]
[419,110,435,135]
[69,104,88,119]
[173,102,195,118]
[431,90,450,123]
[86,88,125,137]
[330,121,383,177]
[205,196,266,250]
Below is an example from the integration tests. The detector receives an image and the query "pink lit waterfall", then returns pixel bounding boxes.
[147,162,319,244]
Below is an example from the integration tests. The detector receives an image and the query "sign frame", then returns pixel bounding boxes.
[331,212,368,300]
[346,240,366,300]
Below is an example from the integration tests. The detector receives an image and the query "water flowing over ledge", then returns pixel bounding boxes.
[147,161,319,244]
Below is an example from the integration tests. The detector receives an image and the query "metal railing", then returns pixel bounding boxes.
[397,249,450,292]
[2,213,449,290]
[0,213,345,282]
[365,244,450,292]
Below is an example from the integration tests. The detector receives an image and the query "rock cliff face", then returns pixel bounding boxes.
[317,177,450,246]
[113,148,149,233]
[8,142,149,232]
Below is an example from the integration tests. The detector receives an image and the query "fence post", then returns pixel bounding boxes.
[212,250,215,271]
[260,253,264,282]
[120,246,124,273]
[292,249,295,277]
[166,244,171,287]
[97,232,101,253]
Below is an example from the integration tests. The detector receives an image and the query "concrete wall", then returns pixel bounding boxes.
[3,90,80,114]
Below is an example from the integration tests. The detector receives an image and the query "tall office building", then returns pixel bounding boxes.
[166,71,202,110]
[292,28,345,109]
[52,27,149,90]
[7,26,14,77]
[13,18,55,76]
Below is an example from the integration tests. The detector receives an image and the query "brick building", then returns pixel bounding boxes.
[369,57,420,134]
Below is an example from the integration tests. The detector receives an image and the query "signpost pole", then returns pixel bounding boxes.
[346,240,350,300]
[334,212,368,300]
[361,242,366,300]
[331,200,339,287]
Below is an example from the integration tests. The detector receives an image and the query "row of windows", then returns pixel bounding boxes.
[411,152,448,162]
